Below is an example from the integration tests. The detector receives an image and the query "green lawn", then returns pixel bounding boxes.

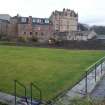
[0,45,105,100]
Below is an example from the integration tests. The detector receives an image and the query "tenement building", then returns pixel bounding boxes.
[50,8,78,32]
[17,16,53,42]
[0,8,97,42]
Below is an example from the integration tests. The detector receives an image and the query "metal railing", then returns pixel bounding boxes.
[14,80,42,105]
[84,56,105,94]
[30,82,42,105]
[14,57,105,105]
[14,80,27,105]
[48,56,105,104]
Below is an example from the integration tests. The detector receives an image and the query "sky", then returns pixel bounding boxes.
[0,0,105,26]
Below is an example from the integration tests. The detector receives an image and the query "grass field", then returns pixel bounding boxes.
[0,45,105,100]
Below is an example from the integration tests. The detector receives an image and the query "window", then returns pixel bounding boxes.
[41,19,45,23]
[41,32,44,36]
[45,19,49,23]
[32,18,37,23]
[37,19,41,23]
[24,32,26,35]
[21,17,27,22]
[65,13,67,16]
[30,32,32,35]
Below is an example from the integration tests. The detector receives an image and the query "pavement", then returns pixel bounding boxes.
[0,92,16,105]
[90,75,105,101]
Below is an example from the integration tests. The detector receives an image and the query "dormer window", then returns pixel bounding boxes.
[32,18,37,23]
[45,19,49,23]
[37,19,41,23]
[21,17,27,22]
[32,19,36,23]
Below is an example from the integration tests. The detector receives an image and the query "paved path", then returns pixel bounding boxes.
[0,92,16,105]
[90,75,105,101]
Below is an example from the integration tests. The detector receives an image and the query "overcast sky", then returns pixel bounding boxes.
[0,0,105,26]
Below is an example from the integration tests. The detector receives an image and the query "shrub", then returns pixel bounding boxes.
[17,35,28,42]
[30,36,38,42]
[0,102,7,105]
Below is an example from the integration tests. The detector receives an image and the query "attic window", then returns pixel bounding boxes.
[21,17,27,22]
[32,18,37,23]
[45,19,49,23]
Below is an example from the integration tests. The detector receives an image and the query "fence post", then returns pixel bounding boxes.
[30,82,42,105]
[101,60,103,75]
[30,83,32,105]
[95,64,97,82]
[85,71,88,95]
[14,80,16,105]
[14,80,27,105]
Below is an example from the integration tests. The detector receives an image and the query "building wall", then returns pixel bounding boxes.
[55,31,97,41]
[32,24,53,42]
[0,20,8,35]
[50,9,78,32]
[18,16,53,42]
[67,31,96,41]
[7,17,19,39]
[0,14,10,21]
[18,24,32,37]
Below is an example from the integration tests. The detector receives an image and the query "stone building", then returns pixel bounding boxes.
[0,16,18,40]
[49,9,96,41]
[17,16,53,42]
[7,16,18,39]
[50,8,78,32]
[0,14,11,39]
[0,9,97,42]
[54,31,97,41]
[0,19,9,36]
[0,14,10,21]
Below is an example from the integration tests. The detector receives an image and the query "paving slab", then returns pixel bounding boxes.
[91,75,105,101]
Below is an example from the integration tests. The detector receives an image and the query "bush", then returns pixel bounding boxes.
[0,102,7,105]
[17,35,28,42]
[0,34,8,41]
[30,36,38,42]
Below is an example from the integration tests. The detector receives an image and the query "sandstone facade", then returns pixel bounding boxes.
[50,8,78,32]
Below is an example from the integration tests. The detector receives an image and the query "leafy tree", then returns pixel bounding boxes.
[90,26,105,35]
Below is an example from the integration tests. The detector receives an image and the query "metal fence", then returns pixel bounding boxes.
[14,80,27,105]
[84,56,105,94]
[14,80,42,105]
[14,57,105,105]
[48,56,105,104]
